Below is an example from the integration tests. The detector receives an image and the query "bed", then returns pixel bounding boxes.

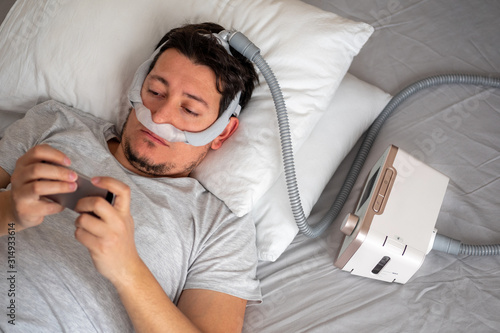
[1,0,499,332]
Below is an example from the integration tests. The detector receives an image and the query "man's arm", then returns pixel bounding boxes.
[178,289,247,332]
[114,260,247,332]
[0,166,15,235]
[74,176,248,332]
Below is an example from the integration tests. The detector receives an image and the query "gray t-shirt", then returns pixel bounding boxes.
[0,100,261,332]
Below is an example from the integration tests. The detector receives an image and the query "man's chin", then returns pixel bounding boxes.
[124,140,173,177]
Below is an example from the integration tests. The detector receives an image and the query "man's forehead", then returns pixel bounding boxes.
[149,49,221,109]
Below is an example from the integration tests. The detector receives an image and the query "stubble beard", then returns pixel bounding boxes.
[121,110,208,177]
[123,138,174,176]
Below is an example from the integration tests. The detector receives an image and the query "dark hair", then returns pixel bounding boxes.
[148,22,258,116]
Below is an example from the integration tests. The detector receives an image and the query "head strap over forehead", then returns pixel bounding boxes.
[127,30,242,146]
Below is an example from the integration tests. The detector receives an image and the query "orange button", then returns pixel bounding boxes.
[373,194,384,212]
[379,168,393,196]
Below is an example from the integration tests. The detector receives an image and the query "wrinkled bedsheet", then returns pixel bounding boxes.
[243,1,500,332]
[0,0,498,332]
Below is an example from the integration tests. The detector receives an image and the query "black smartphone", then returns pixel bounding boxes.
[43,172,115,211]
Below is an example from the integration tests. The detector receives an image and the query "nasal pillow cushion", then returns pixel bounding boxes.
[0,0,383,261]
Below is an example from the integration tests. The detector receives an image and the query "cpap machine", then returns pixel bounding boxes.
[333,145,448,284]
[131,29,500,284]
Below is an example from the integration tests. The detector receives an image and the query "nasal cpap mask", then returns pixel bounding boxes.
[128,32,241,147]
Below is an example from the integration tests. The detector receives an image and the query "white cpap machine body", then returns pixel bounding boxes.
[334,145,449,284]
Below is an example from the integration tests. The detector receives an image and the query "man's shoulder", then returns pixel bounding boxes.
[32,100,111,125]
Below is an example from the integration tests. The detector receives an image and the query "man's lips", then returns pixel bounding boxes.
[141,129,169,146]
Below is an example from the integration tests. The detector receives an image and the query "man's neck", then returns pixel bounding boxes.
[107,138,120,156]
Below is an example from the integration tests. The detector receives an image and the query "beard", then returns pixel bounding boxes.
[120,109,208,177]
[123,138,175,176]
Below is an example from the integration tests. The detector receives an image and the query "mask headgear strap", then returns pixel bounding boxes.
[128,30,242,146]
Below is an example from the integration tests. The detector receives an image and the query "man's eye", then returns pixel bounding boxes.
[148,89,160,96]
[183,107,198,117]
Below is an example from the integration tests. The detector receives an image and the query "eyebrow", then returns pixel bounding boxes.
[149,74,209,108]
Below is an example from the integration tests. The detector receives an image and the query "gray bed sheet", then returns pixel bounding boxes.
[243,1,500,332]
[0,1,498,332]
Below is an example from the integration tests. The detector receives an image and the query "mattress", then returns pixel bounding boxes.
[0,0,499,332]
[243,1,500,332]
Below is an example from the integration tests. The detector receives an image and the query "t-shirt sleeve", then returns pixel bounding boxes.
[0,103,60,175]
[184,206,262,303]
[0,100,115,176]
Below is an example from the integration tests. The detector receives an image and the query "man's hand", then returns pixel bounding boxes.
[9,144,78,231]
[73,176,247,333]
[74,177,141,284]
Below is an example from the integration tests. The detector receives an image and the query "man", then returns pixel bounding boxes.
[0,22,260,332]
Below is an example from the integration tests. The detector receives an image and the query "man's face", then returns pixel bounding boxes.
[119,48,222,178]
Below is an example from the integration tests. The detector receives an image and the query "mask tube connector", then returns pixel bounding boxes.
[224,31,261,62]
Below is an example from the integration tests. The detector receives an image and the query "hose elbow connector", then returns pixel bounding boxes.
[226,31,261,61]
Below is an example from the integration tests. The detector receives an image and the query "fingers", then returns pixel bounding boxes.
[14,152,77,184]
[73,177,132,241]
[74,225,99,256]
[74,197,132,261]
[72,177,137,283]
[9,144,78,228]
[11,179,75,219]
[17,144,71,168]
[29,179,77,197]
[31,163,78,183]
[12,144,77,188]
[73,176,129,225]
[12,198,65,225]
[90,177,130,212]
[74,196,114,223]
[75,211,108,238]
[73,177,131,232]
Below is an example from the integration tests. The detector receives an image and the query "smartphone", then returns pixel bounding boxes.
[43,171,115,211]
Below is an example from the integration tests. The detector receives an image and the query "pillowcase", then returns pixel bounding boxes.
[0,0,373,217]
[254,73,392,261]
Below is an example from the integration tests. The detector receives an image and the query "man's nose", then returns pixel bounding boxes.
[151,100,176,124]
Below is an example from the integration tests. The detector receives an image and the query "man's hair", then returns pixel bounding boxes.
[148,22,258,116]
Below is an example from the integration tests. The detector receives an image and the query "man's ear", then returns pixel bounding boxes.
[211,117,239,150]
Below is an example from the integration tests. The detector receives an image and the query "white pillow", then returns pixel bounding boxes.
[0,0,373,217]
[254,73,392,261]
